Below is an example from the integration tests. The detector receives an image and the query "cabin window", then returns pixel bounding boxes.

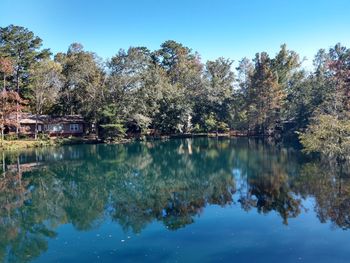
[70,124,80,132]
[48,124,63,132]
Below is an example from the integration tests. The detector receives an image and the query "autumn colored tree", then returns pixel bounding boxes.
[0,91,24,142]
[0,25,50,134]
[0,25,50,96]
[0,57,13,91]
[299,44,350,161]
[247,52,281,134]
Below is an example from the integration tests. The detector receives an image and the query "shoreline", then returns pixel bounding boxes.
[0,132,278,151]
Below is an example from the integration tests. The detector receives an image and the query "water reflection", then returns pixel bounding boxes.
[0,138,349,262]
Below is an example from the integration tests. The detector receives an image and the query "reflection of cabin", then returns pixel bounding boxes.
[16,114,86,137]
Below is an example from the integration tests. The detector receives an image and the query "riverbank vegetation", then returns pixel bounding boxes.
[1,24,350,159]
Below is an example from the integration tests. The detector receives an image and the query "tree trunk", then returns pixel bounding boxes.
[95,119,99,139]
[35,113,38,140]
[2,152,5,178]
[1,126,3,146]
[16,72,20,136]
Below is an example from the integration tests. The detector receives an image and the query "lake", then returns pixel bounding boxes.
[0,138,349,263]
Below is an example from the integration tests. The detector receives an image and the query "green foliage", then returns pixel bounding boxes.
[100,123,126,141]
[38,133,50,141]
[18,133,29,140]
[217,121,229,133]
[299,115,350,161]
[4,134,17,140]
[129,113,152,134]
[191,123,203,133]
[53,43,104,121]
[204,113,217,132]
[0,24,51,98]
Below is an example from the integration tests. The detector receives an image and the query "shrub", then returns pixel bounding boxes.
[4,134,17,140]
[100,123,126,141]
[192,123,203,133]
[204,113,217,132]
[38,133,50,141]
[217,121,230,133]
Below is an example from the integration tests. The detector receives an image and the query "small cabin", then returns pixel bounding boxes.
[18,114,86,137]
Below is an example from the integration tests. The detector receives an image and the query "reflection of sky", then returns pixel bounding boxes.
[2,140,350,263]
[36,202,349,263]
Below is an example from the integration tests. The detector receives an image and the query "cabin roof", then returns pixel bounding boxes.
[19,114,85,125]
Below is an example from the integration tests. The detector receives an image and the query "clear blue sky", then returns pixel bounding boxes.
[1,0,350,68]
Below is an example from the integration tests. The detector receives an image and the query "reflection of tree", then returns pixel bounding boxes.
[0,157,56,263]
[294,160,350,229]
[1,138,350,262]
[107,139,236,232]
[234,139,302,224]
[0,139,237,261]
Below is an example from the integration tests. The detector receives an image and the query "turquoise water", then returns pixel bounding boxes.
[0,138,349,263]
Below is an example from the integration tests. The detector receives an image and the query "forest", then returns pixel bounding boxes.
[0,24,350,160]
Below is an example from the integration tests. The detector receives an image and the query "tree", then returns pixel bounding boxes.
[152,82,191,133]
[327,43,350,117]
[247,52,281,134]
[0,57,13,90]
[155,41,204,132]
[299,44,350,160]
[271,44,301,124]
[236,45,303,136]
[54,43,104,127]
[106,46,154,133]
[204,58,234,126]
[0,25,51,95]
[0,91,24,142]
[156,40,202,87]
[29,59,62,139]
[299,114,350,162]
[234,57,254,130]
[0,25,50,134]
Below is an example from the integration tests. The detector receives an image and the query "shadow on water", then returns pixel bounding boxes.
[0,138,349,262]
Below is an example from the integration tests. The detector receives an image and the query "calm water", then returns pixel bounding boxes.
[0,138,349,263]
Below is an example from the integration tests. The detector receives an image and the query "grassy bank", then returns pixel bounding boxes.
[0,132,255,151]
[0,140,54,151]
[0,137,102,151]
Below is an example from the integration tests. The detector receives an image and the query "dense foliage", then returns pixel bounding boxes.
[1,24,350,158]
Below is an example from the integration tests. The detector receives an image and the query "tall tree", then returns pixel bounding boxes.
[29,59,63,139]
[194,57,235,131]
[0,25,50,134]
[54,43,104,126]
[0,57,13,90]
[0,25,50,97]
[271,44,301,123]
[155,40,204,132]
[328,43,350,117]
[299,44,350,160]
[247,52,281,134]
[234,57,254,130]
[107,48,152,115]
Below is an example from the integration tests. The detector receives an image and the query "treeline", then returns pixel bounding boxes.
[0,25,349,159]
